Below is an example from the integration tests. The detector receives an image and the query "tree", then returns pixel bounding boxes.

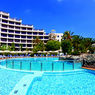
[61,40,72,55]
[62,31,74,40]
[19,44,23,51]
[11,42,15,51]
[37,41,45,51]
[0,45,7,51]
[33,36,41,45]
[72,35,82,52]
[32,46,39,53]
[46,40,60,51]
[32,41,45,53]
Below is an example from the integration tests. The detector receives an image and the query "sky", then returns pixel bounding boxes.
[0,0,95,38]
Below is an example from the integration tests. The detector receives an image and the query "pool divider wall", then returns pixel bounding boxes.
[1,58,82,71]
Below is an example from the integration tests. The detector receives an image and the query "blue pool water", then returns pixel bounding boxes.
[0,69,31,95]
[28,70,95,95]
[0,57,82,71]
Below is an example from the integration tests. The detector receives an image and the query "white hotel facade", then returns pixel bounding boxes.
[0,11,63,51]
[0,11,49,51]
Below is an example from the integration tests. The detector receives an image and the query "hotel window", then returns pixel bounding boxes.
[9,21,14,24]
[27,44,31,47]
[15,44,19,47]
[27,36,32,39]
[27,32,32,35]
[9,30,14,33]
[16,22,21,25]
[33,32,37,35]
[39,37,43,39]
[8,35,14,38]
[27,28,32,30]
[39,33,43,35]
[21,32,26,34]
[1,29,7,32]
[23,44,26,47]
[2,20,8,23]
[2,15,8,19]
[2,24,7,28]
[1,34,7,37]
[9,25,14,29]
[15,40,20,42]
[15,31,20,34]
[22,27,26,30]
[27,40,32,43]
[21,40,26,43]
[15,35,20,38]
[1,38,7,42]
[21,36,26,38]
[15,27,20,29]
[8,39,13,42]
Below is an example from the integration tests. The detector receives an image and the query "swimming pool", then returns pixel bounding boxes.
[0,57,82,71]
[27,70,95,95]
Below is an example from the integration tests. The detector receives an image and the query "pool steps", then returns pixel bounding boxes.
[9,72,43,95]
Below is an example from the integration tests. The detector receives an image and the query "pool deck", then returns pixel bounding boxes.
[82,67,95,71]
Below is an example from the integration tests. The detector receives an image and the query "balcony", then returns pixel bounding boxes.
[8,39,13,42]
[27,41,32,43]
[21,32,26,34]
[15,31,20,34]
[8,30,14,33]
[23,44,26,47]
[1,29,7,32]
[21,36,26,39]
[27,45,32,47]
[16,22,21,25]
[1,38,7,42]
[27,32,32,34]
[27,28,32,30]
[15,44,19,47]
[8,35,14,38]
[2,24,7,28]
[9,21,14,24]
[33,33,37,35]
[21,40,26,43]
[22,28,26,30]
[2,20,8,23]
[15,35,20,38]
[1,34,7,37]
[9,26,14,29]
[15,27,20,30]
[27,36,32,39]
[2,15,8,19]
[44,37,48,39]
[39,33,43,35]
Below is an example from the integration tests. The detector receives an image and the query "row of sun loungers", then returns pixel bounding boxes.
[0,54,60,59]
[0,54,30,59]
[34,54,60,57]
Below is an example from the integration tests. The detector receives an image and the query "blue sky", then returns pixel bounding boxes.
[0,0,95,38]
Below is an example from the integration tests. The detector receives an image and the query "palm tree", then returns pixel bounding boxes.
[72,35,82,52]
[19,44,23,51]
[11,42,15,51]
[62,31,74,40]
[33,36,41,45]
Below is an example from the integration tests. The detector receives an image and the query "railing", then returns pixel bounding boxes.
[1,59,82,71]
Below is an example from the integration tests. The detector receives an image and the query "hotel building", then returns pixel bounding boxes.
[0,11,49,51]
